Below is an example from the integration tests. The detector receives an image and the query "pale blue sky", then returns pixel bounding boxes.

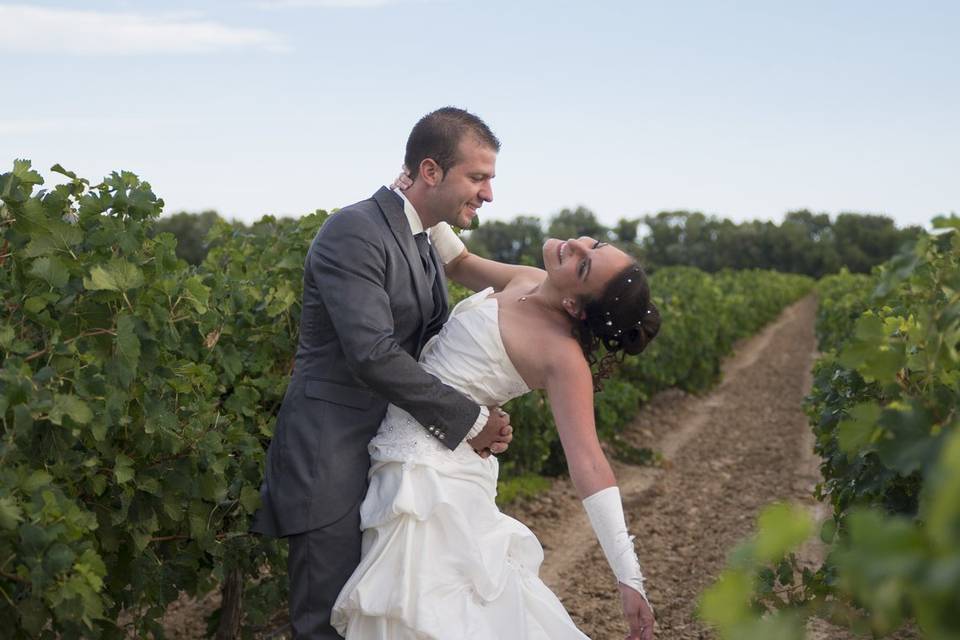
[2,0,957,228]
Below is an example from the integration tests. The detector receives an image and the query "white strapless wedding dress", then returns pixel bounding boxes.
[331,288,590,639]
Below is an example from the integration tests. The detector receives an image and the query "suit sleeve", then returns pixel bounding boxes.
[310,211,480,449]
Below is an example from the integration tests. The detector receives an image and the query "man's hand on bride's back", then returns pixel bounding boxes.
[468,407,513,458]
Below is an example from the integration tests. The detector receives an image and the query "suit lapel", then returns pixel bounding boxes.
[373,187,433,334]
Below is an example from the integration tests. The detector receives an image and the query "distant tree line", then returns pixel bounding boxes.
[464,207,922,278]
[156,206,922,278]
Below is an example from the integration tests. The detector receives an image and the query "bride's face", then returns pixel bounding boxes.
[542,236,634,300]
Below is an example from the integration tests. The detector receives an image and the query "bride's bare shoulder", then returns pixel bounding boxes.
[500,315,588,390]
[502,270,545,295]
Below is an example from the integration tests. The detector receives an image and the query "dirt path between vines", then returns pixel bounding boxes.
[503,294,826,640]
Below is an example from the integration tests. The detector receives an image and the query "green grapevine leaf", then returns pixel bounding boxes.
[23,234,61,257]
[29,255,70,288]
[114,454,135,484]
[19,522,52,552]
[184,275,210,313]
[51,163,79,180]
[22,470,53,493]
[17,599,48,636]
[24,296,47,313]
[239,486,260,514]
[837,402,881,455]
[0,324,14,348]
[13,159,44,185]
[131,529,151,552]
[49,394,93,425]
[754,503,813,563]
[1,159,44,203]
[876,403,942,475]
[699,569,752,629]
[0,496,24,529]
[84,259,144,292]
[925,429,960,550]
[115,314,140,367]
[162,492,185,522]
[75,549,106,590]
[44,542,76,574]
[90,475,107,496]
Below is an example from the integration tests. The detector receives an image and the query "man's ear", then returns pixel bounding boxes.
[419,158,444,187]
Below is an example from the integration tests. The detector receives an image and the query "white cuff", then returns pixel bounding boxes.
[582,486,650,608]
[428,222,466,265]
[466,405,488,440]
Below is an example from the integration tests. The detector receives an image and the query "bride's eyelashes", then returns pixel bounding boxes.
[580,256,595,280]
[579,242,608,280]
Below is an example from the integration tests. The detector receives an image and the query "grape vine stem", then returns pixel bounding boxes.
[24,328,117,362]
[0,569,28,584]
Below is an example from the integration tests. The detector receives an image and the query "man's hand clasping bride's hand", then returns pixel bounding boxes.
[469,407,513,458]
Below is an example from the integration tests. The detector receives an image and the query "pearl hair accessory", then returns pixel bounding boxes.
[595,266,649,342]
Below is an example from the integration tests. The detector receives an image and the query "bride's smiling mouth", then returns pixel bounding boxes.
[558,241,567,265]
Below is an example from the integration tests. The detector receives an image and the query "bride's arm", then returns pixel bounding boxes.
[543,350,614,497]
[544,348,655,640]
[444,248,543,294]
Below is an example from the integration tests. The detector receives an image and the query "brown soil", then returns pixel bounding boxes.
[163,294,917,639]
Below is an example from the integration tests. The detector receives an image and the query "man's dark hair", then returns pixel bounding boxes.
[404,107,500,181]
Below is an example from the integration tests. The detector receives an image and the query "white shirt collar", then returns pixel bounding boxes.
[391,187,426,236]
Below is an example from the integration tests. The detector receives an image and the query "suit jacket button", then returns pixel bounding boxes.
[439,433,446,440]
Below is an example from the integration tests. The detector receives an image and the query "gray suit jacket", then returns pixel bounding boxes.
[251,187,479,537]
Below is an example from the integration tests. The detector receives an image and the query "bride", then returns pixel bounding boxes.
[331,232,660,640]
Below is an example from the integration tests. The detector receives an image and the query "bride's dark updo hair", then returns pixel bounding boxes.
[572,263,661,389]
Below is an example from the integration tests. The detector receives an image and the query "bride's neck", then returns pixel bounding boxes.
[516,281,568,317]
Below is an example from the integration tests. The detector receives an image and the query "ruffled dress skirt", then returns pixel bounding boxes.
[331,410,589,640]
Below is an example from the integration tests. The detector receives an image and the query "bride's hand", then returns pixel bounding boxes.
[389,166,413,190]
[619,582,654,640]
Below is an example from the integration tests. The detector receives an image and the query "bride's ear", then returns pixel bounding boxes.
[562,298,585,320]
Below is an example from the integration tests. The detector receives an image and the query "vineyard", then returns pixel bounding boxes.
[1,161,957,639]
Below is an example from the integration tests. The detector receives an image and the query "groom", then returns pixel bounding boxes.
[252,107,513,639]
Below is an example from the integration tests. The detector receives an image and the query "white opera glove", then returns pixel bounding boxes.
[582,486,651,609]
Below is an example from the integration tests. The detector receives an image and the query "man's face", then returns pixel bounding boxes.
[431,135,496,229]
